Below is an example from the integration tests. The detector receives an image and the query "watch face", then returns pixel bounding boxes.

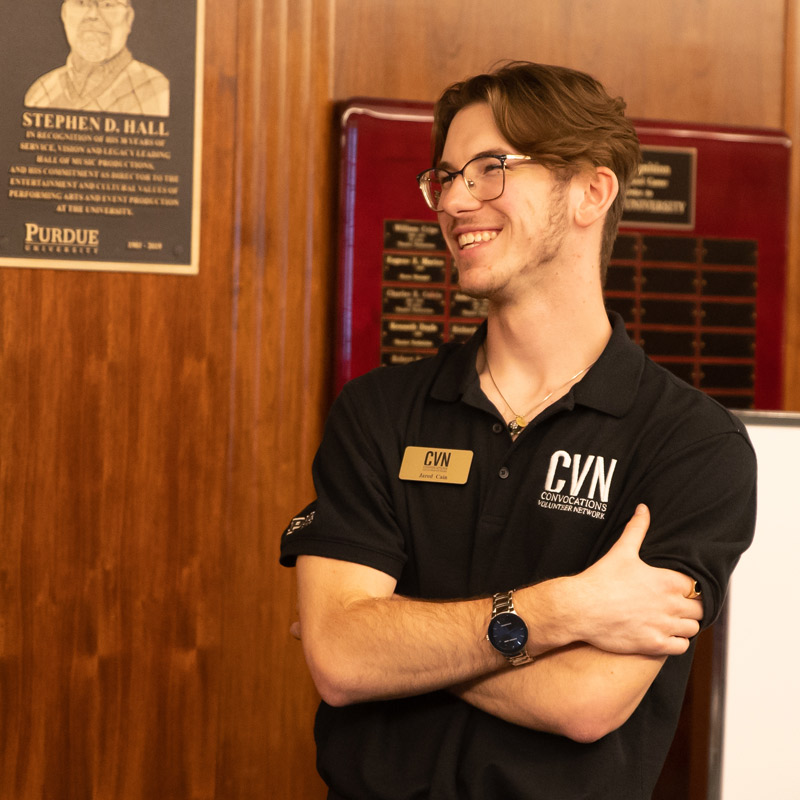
[488,612,529,655]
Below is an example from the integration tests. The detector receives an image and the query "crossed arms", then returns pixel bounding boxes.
[294,504,703,743]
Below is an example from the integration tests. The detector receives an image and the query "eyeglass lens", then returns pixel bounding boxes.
[419,156,506,211]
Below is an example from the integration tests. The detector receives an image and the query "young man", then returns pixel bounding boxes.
[280,62,756,799]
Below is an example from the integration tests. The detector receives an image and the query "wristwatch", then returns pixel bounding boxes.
[486,590,534,666]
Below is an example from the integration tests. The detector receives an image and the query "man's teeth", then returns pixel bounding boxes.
[458,231,498,248]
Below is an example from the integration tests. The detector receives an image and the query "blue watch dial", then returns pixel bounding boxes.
[488,612,529,655]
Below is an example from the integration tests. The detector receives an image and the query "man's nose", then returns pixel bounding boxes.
[438,176,483,216]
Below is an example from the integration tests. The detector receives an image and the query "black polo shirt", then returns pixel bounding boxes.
[280,313,756,800]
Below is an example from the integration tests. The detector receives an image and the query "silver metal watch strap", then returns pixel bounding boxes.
[506,649,535,666]
[491,590,516,616]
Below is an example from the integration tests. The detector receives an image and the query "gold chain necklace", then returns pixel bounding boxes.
[482,343,596,436]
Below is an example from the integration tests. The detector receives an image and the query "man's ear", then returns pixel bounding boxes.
[575,166,619,228]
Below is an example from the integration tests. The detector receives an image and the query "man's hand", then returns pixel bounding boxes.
[561,504,703,656]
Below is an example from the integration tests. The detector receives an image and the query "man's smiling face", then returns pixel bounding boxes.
[437,102,573,303]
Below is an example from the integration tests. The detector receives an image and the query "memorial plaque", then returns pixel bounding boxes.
[383,220,445,251]
[383,253,446,283]
[639,330,696,357]
[382,287,445,316]
[382,352,422,367]
[703,270,757,297]
[0,0,205,275]
[641,267,696,294]
[622,146,696,229]
[702,333,755,359]
[381,319,443,351]
[336,101,789,410]
[450,292,489,319]
[449,321,481,342]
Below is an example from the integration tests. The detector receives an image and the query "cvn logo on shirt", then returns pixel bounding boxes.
[538,450,618,520]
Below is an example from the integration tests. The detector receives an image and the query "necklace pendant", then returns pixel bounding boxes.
[507,416,526,435]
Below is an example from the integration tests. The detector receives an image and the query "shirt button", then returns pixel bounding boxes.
[492,422,504,434]
[498,467,510,479]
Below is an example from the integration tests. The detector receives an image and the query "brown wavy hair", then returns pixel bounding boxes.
[431,61,641,281]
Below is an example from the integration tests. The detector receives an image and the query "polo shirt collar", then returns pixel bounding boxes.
[572,312,645,417]
[429,322,486,403]
[429,312,644,419]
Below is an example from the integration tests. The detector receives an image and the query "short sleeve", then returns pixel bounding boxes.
[636,428,756,629]
[279,378,408,579]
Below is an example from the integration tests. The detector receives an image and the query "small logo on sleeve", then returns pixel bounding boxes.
[538,450,618,519]
[284,509,315,536]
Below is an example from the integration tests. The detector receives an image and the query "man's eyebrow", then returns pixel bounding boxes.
[436,149,509,171]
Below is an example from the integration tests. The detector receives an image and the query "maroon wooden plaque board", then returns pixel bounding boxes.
[335,99,790,410]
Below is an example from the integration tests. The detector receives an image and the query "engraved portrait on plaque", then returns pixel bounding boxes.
[24,0,170,117]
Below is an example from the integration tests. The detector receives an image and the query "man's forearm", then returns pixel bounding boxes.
[451,643,665,743]
[297,557,567,707]
[307,593,504,706]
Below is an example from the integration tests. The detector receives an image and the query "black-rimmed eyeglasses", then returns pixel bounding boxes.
[416,154,533,212]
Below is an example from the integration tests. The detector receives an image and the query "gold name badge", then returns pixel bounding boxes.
[399,447,473,485]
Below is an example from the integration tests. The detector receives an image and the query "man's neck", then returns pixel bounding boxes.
[479,282,612,420]
[66,47,131,99]
[69,47,129,75]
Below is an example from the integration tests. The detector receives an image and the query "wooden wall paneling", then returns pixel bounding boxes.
[216,0,332,797]
[1,2,234,799]
[784,0,800,411]
[0,268,232,795]
[333,0,786,128]
[0,0,335,795]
